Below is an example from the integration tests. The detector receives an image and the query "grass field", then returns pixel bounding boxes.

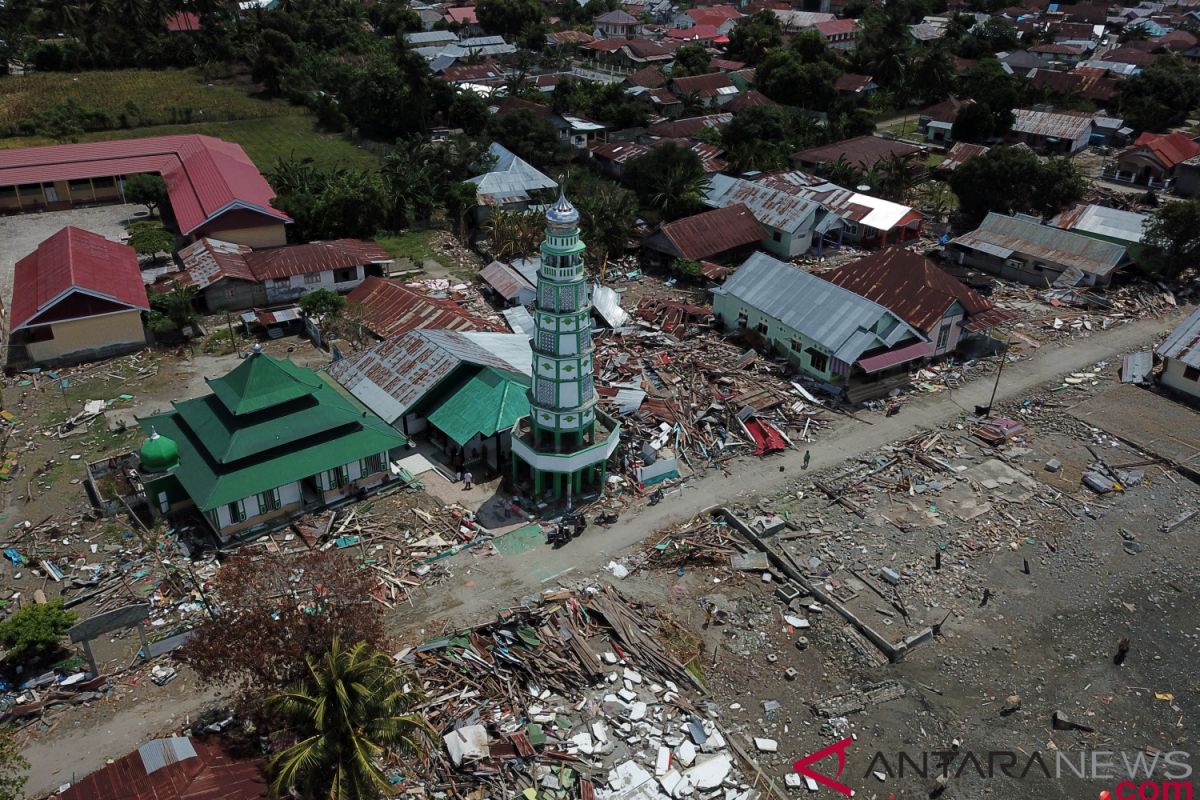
[0,116,380,173]
[375,231,440,263]
[0,68,300,128]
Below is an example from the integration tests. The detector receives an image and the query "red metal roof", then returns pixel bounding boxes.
[727,90,777,113]
[822,247,1016,335]
[179,239,392,287]
[858,339,935,373]
[834,73,874,93]
[814,18,858,36]
[11,226,148,331]
[347,277,503,339]
[649,204,765,261]
[444,6,478,23]
[687,4,742,25]
[792,135,924,170]
[625,66,668,88]
[1124,131,1200,170]
[667,24,721,40]
[670,72,735,97]
[647,113,732,138]
[58,738,267,800]
[164,11,201,31]
[0,135,290,235]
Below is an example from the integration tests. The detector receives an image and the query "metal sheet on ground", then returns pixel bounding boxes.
[1070,383,1200,468]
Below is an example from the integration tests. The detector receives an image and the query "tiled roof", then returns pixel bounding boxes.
[12,226,148,331]
[647,204,765,260]
[347,277,503,339]
[59,738,267,800]
[822,247,1014,334]
[0,135,290,235]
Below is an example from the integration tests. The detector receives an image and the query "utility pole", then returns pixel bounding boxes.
[982,330,1011,416]
[226,311,241,357]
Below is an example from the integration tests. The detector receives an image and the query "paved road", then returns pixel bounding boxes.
[407,311,1186,627]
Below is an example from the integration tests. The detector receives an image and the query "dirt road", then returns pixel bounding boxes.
[405,312,1183,629]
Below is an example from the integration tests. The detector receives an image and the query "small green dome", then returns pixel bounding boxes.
[139,430,179,472]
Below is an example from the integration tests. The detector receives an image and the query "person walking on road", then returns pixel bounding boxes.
[803,450,811,470]
[463,471,474,490]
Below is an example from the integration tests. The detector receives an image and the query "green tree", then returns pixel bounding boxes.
[672,257,704,280]
[950,101,997,143]
[852,1,915,90]
[672,44,712,77]
[756,49,841,110]
[572,176,638,276]
[870,151,918,202]
[1118,56,1200,132]
[0,727,28,800]
[826,154,864,187]
[724,10,781,64]
[623,141,707,221]
[721,104,807,171]
[788,29,833,64]
[475,0,545,44]
[299,287,347,318]
[485,208,544,258]
[487,108,564,168]
[148,284,199,335]
[268,639,431,800]
[914,179,958,221]
[124,173,168,218]
[910,44,957,106]
[958,57,1021,134]
[1142,199,1200,278]
[0,601,76,661]
[947,145,1085,223]
[125,220,176,258]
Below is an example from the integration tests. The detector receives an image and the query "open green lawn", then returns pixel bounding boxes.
[0,68,299,127]
[375,230,440,263]
[0,116,380,173]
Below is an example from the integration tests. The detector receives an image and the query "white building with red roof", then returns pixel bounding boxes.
[9,226,149,366]
[0,135,291,248]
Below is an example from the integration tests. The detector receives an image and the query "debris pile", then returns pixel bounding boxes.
[401,586,763,799]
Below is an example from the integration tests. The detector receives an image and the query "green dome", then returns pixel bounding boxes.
[139,430,179,472]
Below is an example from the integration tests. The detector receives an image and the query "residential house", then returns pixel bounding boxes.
[59,738,267,800]
[948,212,1129,287]
[1155,307,1200,403]
[646,113,733,138]
[813,18,859,50]
[177,238,393,312]
[439,60,506,84]
[480,260,537,306]
[726,89,779,113]
[8,226,148,366]
[1029,67,1120,105]
[581,37,678,68]
[1008,108,1099,154]
[834,73,877,103]
[704,175,831,258]
[711,252,929,401]
[345,277,503,342]
[937,141,990,172]
[684,4,743,33]
[669,72,740,107]
[918,97,974,144]
[138,351,407,541]
[997,49,1044,77]
[822,248,1018,358]
[493,97,604,148]
[404,30,460,50]
[466,142,558,217]
[641,204,766,265]
[328,329,532,473]
[545,30,596,48]
[595,9,642,37]
[760,171,924,249]
[624,65,668,88]
[1049,202,1149,262]
[0,135,290,248]
[791,135,926,172]
[666,24,722,43]
[590,140,651,178]
[443,6,483,35]
[1049,20,1100,41]
[1109,131,1200,190]
[771,9,835,32]
[1030,42,1089,64]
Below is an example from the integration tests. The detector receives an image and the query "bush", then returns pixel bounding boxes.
[0,601,77,662]
[202,329,238,355]
[126,221,176,257]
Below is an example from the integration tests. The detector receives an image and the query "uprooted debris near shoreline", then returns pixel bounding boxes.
[397,585,776,800]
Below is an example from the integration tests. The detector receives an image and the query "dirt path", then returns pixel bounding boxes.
[404,312,1184,630]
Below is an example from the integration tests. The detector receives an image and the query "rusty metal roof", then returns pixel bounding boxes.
[705,176,820,233]
[480,260,535,301]
[59,738,267,800]
[670,72,736,98]
[327,329,531,423]
[951,212,1127,277]
[179,239,391,286]
[644,204,765,261]
[1010,108,1094,139]
[791,135,924,170]
[346,276,503,340]
[823,247,1017,335]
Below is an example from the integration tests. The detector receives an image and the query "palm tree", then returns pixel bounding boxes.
[826,155,863,188]
[268,639,430,800]
[652,167,708,221]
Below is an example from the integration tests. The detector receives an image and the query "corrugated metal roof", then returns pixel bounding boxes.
[426,367,530,445]
[1010,108,1093,139]
[823,247,1014,334]
[502,305,536,338]
[791,135,924,170]
[180,238,391,285]
[345,277,503,340]
[712,252,922,363]
[480,260,535,301]
[327,329,531,423]
[646,204,765,261]
[705,176,820,233]
[467,143,557,204]
[951,212,1127,277]
[1049,204,1147,244]
[12,226,149,331]
[1156,307,1200,369]
[0,135,290,235]
[592,284,630,327]
[61,738,267,800]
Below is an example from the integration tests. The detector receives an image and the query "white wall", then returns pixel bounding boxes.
[1161,358,1200,400]
[264,265,365,304]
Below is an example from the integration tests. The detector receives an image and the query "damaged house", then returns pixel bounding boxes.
[711,252,934,401]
